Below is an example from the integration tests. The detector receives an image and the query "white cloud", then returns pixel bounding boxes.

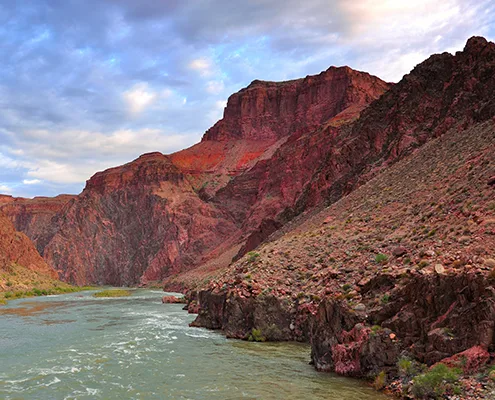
[23,179,42,185]
[207,100,227,124]
[188,58,213,76]
[19,128,194,184]
[123,82,157,114]
[336,0,493,81]
[0,184,12,194]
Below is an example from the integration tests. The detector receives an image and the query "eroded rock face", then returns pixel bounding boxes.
[219,37,495,259]
[1,66,389,286]
[203,66,390,142]
[0,212,57,279]
[0,195,75,255]
[42,153,238,286]
[374,273,495,365]
[191,290,308,341]
[309,273,495,377]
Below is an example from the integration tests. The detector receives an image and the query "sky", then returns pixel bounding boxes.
[0,0,494,197]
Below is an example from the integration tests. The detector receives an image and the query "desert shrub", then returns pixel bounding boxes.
[381,294,390,304]
[398,356,423,379]
[411,363,460,399]
[246,251,260,263]
[248,328,266,342]
[375,253,388,264]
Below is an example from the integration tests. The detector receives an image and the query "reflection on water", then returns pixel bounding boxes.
[0,290,389,400]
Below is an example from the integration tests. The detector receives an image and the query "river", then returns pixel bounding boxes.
[0,289,388,399]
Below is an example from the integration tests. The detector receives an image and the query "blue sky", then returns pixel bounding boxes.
[0,0,494,197]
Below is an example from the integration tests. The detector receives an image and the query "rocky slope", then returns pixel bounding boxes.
[0,211,57,280]
[191,118,495,386]
[210,36,495,261]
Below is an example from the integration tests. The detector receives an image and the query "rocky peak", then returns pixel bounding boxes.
[201,66,390,142]
[463,36,491,55]
[84,152,183,195]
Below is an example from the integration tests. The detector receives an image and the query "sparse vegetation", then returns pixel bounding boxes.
[246,251,260,263]
[93,289,132,298]
[248,328,266,342]
[373,371,387,390]
[0,263,86,304]
[397,356,423,380]
[375,253,388,264]
[410,363,461,399]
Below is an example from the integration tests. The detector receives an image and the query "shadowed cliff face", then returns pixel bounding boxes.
[42,153,238,286]
[0,195,75,256]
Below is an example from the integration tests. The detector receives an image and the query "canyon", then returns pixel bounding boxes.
[1,36,495,397]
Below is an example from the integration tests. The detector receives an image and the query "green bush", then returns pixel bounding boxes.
[411,363,460,399]
[342,283,352,292]
[246,251,260,263]
[375,253,388,264]
[248,328,266,342]
[381,294,390,304]
[398,356,424,379]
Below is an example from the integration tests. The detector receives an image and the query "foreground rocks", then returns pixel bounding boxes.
[190,272,495,377]
[161,295,186,304]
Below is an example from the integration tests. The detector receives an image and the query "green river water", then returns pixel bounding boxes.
[0,289,388,399]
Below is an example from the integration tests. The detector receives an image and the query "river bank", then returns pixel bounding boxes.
[186,270,495,399]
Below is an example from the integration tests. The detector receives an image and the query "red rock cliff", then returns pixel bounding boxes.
[203,66,390,142]
[42,152,238,285]
[0,212,57,279]
[8,65,388,285]
[0,195,75,255]
[216,36,495,259]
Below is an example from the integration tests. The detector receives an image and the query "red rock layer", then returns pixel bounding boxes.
[42,152,238,286]
[171,66,390,198]
[0,212,57,279]
[6,37,494,287]
[0,195,75,255]
[5,66,388,286]
[202,66,390,142]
